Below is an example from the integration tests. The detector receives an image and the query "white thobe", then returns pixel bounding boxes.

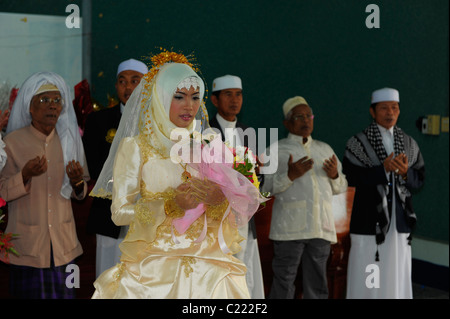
[346,125,413,299]
[215,113,265,299]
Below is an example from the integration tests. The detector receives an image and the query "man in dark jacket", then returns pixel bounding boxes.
[343,87,425,298]
[84,58,147,277]
[209,74,264,298]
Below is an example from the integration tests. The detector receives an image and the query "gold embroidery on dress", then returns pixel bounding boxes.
[113,262,125,280]
[137,133,154,163]
[137,133,169,161]
[110,262,125,291]
[164,199,185,218]
[135,198,156,225]
[205,199,229,220]
[181,256,196,278]
[127,221,135,235]
[160,224,175,245]
[146,220,174,250]
[140,180,176,201]
[184,217,204,241]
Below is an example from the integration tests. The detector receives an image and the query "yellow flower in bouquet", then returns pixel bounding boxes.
[230,145,260,190]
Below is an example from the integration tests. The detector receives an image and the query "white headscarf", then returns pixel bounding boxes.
[91,62,209,198]
[6,71,87,199]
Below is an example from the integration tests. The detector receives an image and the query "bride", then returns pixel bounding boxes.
[91,50,263,299]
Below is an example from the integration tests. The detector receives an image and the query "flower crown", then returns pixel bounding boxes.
[142,47,200,84]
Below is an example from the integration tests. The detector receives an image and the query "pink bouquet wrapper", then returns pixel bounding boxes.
[172,137,266,236]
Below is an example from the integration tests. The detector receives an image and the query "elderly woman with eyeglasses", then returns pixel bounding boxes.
[0,72,89,299]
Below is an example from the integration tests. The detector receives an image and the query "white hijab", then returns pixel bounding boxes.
[91,62,209,198]
[6,71,87,199]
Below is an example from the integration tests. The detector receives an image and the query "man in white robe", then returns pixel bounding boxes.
[343,88,425,299]
[263,96,348,299]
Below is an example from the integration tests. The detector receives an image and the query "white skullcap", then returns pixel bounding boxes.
[371,87,400,104]
[282,96,309,117]
[117,58,148,76]
[34,83,60,96]
[212,75,242,92]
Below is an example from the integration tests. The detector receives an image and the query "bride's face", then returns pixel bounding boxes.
[169,86,201,128]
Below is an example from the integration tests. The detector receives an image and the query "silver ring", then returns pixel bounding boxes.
[395,169,399,174]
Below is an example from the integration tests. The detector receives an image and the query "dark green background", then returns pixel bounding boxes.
[1,0,448,242]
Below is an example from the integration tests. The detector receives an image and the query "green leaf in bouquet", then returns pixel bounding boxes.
[9,247,19,256]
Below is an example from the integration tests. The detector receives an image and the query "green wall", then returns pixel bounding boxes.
[0,1,82,16]
[1,0,448,242]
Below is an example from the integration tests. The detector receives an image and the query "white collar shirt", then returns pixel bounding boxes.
[215,113,243,147]
[377,124,394,156]
[262,133,348,243]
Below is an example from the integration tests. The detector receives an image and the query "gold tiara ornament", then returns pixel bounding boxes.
[142,47,199,84]
[140,47,209,106]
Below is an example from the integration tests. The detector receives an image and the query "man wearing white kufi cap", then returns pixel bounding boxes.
[371,87,400,104]
[344,87,425,299]
[115,58,149,109]
[83,58,148,278]
[209,74,265,299]
[262,96,348,299]
[210,75,245,146]
[1,71,89,298]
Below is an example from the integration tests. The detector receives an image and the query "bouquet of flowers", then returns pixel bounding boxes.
[0,198,19,263]
[172,134,268,227]
[231,145,258,186]
[229,145,270,197]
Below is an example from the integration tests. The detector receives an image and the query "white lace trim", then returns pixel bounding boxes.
[177,76,200,91]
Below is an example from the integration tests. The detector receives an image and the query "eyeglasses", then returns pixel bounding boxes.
[291,114,314,121]
[38,97,64,106]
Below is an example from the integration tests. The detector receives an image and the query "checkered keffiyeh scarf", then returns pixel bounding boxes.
[366,121,405,173]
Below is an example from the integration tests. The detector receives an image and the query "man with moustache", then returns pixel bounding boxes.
[209,74,264,298]
[344,88,425,299]
[209,75,247,149]
[263,96,347,299]
[84,58,148,277]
